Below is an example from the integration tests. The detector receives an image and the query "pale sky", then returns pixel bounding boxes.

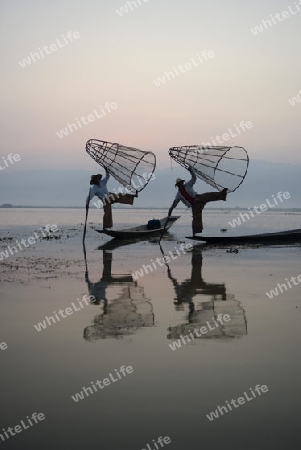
[1,0,300,172]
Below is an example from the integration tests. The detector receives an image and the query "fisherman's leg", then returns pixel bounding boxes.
[113,193,135,205]
[104,192,119,205]
[104,191,136,206]
[195,189,227,204]
[191,250,204,281]
[102,250,112,280]
[103,202,113,229]
[191,200,204,235]
[191,190,227,235]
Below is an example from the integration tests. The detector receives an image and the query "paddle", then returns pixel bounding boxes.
[83,190,90,243]
[82,239,88,274]
[83,204,89,243]
[159,213,171,245]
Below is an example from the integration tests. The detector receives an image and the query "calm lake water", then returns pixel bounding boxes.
[0,209,300,449]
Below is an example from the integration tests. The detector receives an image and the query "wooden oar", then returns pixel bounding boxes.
[83,188,91,243]
[82,204,89,243]
[159,214,170,244]
[82,240,88,274]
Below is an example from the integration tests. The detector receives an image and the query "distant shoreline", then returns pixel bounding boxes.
[1,206,301,212]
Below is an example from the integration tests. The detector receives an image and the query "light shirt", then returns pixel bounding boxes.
[173,170,197,208]
[86,172,110,204]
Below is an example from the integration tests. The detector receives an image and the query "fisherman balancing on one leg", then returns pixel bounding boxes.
[167,168,228,236]
[86,170,136,229]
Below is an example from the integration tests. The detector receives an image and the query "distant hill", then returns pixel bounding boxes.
[0,160,300,208]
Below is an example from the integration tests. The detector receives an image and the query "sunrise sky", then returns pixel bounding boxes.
[1,0,300,173]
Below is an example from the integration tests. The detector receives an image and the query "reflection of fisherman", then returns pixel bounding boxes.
[83,250,154,341]
[166,247,247,340]
[167,168,228,235]
[85,250,134,306]
[85,171,136,229]
[167,248,226,312]
[85,251,113,309]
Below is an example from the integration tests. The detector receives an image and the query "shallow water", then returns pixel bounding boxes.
[0,209,300,449]
[1,207,301,234]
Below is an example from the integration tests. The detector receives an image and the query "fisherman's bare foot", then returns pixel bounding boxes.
[221,188,228,201]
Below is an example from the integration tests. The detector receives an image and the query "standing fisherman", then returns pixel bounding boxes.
[86,170,136,229]
[167,168,228,236]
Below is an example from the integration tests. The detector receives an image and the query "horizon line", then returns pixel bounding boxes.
[1,206,301,212]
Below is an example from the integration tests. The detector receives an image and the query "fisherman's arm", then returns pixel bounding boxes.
[103,169,110,183]
[168,197,180,217]
[188,167,196,186]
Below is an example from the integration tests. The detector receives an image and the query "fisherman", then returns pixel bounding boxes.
[86,170,136,229]
[167,168,228,235]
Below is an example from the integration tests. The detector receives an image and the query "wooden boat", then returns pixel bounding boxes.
[96,216,180,239]
[186,228,301,245]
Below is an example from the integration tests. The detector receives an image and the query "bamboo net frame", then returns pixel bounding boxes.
[169,145,249,192]
[86,139,156,194]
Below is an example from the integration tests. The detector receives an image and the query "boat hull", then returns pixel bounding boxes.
[186,229,301,245]
[96,216,180,239]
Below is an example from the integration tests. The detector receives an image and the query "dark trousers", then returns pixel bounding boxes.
[191,191,226,234]
[103,193,135,228]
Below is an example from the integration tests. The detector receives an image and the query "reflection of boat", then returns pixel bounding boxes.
[83,248,154,340]
[186,228,301,245]
[165,247,247,340]
[97,239,139,252]
[95,216,180,239]
[97,236,169,252]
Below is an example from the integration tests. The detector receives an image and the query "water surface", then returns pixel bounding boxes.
[0,209,300,449]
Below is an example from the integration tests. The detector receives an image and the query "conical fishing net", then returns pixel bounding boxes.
[86,139,156,194]
[169,146,249,192]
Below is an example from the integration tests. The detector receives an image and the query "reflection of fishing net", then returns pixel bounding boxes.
[86,139,156,194]
[169,146,249,192]
[83,286,154,341]
[168,297,248,340]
